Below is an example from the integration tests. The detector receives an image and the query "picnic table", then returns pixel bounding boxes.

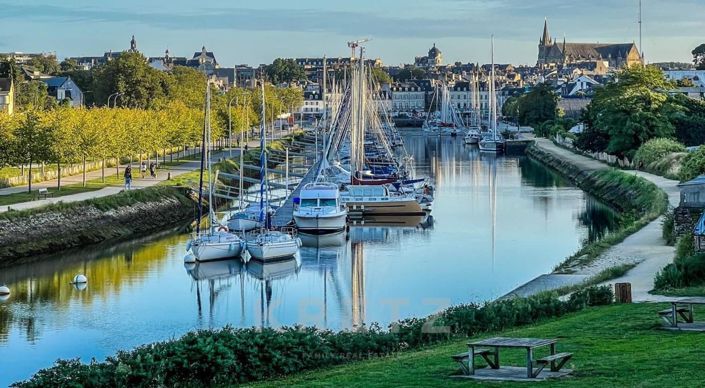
[454,337,572,379]
[659,297,705,328]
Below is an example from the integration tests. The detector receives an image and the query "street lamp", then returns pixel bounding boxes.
[107,92,123,108]
[228,95,237,158]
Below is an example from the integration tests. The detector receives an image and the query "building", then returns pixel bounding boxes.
[664,70,705,87]
[560,75,601,97]
[537,19,642,70]
[390,82,425,113]
[0,52,56,65]
[414,44,443,68]
[0,78,14,114]
[42,76,84,107]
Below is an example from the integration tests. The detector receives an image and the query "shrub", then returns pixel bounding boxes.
[662,209,676,246]
[633,138,686,168]
[15,287,613,387]
[676,232,695,260]
[679,146,705,181]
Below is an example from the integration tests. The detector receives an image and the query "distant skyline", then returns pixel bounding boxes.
[0,0,702,66]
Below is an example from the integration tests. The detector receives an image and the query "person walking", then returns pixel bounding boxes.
[140,162,147,178]
[124,166,133,190]
[149,162,156,179]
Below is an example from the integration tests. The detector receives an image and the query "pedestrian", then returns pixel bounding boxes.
[244,144,249,153]
[140,161,147,178]
[149,162,156,178]
[124,166,132,190]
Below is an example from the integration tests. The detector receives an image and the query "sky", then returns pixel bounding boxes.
[0,0,702,67]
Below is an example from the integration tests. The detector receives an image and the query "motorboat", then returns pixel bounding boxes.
[464,126,481,144]
[341,185,424,216]
[293,176,348,234]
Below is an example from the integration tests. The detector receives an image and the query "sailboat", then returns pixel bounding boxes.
[464,68,482,145]
[479,35,505,153]
[246,81,302,262]
[186,81,244,263]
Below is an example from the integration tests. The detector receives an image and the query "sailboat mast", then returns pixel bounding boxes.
[239,96,246,210]
[491,35,497,141]
[206,82,215,233]
[195,79,209,235]
[259,81,268,228]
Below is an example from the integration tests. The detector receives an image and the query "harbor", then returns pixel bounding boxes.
[0,133,620,386]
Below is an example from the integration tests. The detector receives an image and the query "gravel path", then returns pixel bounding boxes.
[508,139,682,302]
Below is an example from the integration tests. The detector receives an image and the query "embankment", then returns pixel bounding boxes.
[0,186,196,266]
[525,143,668,271]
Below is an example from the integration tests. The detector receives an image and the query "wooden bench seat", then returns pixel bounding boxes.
[532,352,573,377]
[35,188,52,200]
[451,348,496,375]
[658,307,693,325]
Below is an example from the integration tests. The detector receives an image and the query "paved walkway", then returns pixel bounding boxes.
[1,145,258,213]
[507,139,681,302]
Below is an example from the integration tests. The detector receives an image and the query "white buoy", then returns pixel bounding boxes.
[72,274,88,284]
[0,285,10,295]
[73,282,88,291]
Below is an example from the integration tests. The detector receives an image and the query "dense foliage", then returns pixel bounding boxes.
[655,232,705,290]
[264,58,307,85]
[15,287,613,387]
[693,43,705,70]
[634,138,686,167]
[679,146,705,181]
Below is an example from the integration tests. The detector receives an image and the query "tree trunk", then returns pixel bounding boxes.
[57,162,61,191]
[28,159,33,193]
[82,155,87,187]
[20,164,24,177]
[102,158,105,183]
[116,157,120,178]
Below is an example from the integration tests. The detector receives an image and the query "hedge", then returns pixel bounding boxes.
[14,286,613,387]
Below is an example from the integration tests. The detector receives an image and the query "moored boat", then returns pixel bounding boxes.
[293,176,348,234]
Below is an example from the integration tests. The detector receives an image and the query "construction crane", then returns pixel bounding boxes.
[347,39,370,59]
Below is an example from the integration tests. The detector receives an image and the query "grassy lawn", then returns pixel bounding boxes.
[251,303,705,388]
[652,286,705,297]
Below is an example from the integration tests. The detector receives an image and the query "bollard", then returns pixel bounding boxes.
[614,282,632,303]
[167,172,171,180]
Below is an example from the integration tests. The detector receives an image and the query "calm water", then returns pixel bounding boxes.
[0,134,618,385]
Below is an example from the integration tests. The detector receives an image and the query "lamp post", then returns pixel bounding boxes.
[107,92,122,108]
[228,95,237,158]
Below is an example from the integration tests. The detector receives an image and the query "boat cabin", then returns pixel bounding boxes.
[296,183,340,209]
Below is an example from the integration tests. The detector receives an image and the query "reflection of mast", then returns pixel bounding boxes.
[351,241,365,328]
[489,156,497,271]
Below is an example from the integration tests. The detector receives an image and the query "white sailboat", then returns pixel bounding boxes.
[246,81,301,262]
[464,68,482,145]
[186,81,244,263]
[479,35,505,153]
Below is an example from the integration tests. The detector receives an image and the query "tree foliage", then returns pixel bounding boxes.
[576,66,676,157]
[370,67,392,85]
[510,83,558,130]
[93,52,169,109]
[264,58,306,84]
[692,43,705,70]
[395,67,426,82]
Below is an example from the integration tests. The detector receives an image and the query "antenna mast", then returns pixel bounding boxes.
[639,0,644,62]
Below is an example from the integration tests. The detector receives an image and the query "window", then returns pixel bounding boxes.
[300,199,318,207]
[320,198,337,207]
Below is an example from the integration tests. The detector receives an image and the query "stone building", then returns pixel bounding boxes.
[537,19,643,70]
[414,44,443,68]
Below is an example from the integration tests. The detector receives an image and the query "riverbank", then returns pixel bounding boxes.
[0,186,196,266]
[509,139,678,300]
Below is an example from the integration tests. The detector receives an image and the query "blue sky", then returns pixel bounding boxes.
[0,0,702,66]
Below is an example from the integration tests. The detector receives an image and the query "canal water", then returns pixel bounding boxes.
[0,134,619,385]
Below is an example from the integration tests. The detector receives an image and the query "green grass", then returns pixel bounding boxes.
[250,304,705,388]
[651,286,705,297]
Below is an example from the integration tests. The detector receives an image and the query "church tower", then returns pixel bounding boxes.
[537,18,552,67]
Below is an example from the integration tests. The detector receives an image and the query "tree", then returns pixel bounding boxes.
[370,67,392,85]
[13,111,54,192]
[265,59,306,84]
[93,52,169,109]
[60,58,79,73]
[29,55,60,75]
[163,66,207,110]
[395,67,426,82]
[692,43,705,70]
[15,80,56,111]
[0,57,23,82]
[516,83,558,129]
[577,65,675,156]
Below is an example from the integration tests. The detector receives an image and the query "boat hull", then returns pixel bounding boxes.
[247,239,301,261]
[193,241,243,262]
[479,140,504,153]
[227,218,260,231]
[294,212,347,233]
[343,198,425,216]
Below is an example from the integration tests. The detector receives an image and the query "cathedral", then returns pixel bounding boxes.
[537,19,643,70]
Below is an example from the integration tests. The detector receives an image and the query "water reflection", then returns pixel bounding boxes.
[0,133,621,386]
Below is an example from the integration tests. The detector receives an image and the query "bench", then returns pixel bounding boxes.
[35,188,52,200]
[451,348,496,375]
[532,352,573,377]
[658,307,692,325]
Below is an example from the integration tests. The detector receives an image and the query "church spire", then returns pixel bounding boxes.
[130,35,137,52]
[541,18,551,45]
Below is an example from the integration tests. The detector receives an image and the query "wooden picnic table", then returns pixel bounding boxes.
[465,337,571,378]
[661,297,705,328]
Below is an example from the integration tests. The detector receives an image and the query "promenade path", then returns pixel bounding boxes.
[506,139,680,302]
[0,144,259,213]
